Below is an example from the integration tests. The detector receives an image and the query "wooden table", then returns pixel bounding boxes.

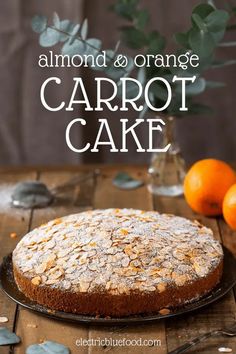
[0,165,236,354]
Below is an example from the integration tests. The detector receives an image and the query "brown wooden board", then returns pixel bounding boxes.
[0,171,37,354]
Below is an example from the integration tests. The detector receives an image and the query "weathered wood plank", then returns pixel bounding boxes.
[218,219,236,256]
[154,196,236,353]
[0,171,37,354]
[14,170,96,354]
[89,167,167,354]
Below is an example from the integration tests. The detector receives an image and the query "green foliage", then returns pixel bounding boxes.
[121,26,147,49]
[31,0,236,117]
[111,0,235,116]
[110,0,139,20]
[31,15,47,33]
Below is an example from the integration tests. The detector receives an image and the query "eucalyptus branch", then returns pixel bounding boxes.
[32,14,134,83]
[47,24,130,76]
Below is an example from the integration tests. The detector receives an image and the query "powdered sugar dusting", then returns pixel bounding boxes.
[13,209,223,295]
[0,184,14,210]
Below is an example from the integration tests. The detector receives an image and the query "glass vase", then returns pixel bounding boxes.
[147,116,186,197]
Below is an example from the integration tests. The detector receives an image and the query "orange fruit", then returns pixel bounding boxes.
[184,159,236,216]
[223,184,236,230]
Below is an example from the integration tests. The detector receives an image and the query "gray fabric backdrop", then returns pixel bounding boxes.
[0,0,235,166]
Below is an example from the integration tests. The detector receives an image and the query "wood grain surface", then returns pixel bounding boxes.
[0,165,235,354]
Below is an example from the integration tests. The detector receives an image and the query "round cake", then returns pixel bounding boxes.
[13,209,223,317]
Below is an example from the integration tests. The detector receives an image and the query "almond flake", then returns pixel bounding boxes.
[45,278,59,285]
[120,229,129,236]
[157,283,166,293]
[27,323,38,328]
[79,281,90,292]
[31,276,41,286]
[0,316,8,323]
[159,308,170,315]
[35,263,47,274]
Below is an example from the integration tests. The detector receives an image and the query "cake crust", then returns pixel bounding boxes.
[12,209,223,317]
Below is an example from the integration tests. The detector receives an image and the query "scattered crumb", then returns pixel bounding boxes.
[0,316,8,323]
[47,309,56,314]
[10,232,17,239]
[27,323,38,329]
[218,348,232,353]
[159,308,171,315]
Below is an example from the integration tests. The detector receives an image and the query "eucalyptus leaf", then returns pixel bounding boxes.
[113,172,143,190]
[32,15,47,34]
[112,0,139,21]
[207,0,216,8]
[136,10,149,30]
[121,26,147,49]
[84,38,102,56]
[106,57,133,80]
[147,31,165,54]
[137,67,146,85]
[53,12,60,29]
[92,50,114,71]
[151,82,169,101]
[114,40,121,54]
[26,341,70,354]
[205,10,229,32]
[174,32,189,48]
[192,14,207,31]
[59,20,77,42]
[117,78,141,99]
[62,39,87,57]
[80,19,88,40]
[0,328,21,346]
[39,27,60,47]
[211,29,225,44]
[105,66,125,81]
[177,78,206,96]
[192,4,215,19]
[189,28,215,58]
[139,102,149,119]
[68,24,81,44]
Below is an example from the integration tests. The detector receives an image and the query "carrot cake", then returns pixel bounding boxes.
[12,209,223,317]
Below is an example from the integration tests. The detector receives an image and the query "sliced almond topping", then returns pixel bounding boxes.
[89,242,97,247]
[45,278,59,285]
[120,229,129,236]
[148,268,160,276]
[159,308,170,315]
[35,263,47,274]
[157,283,166,293]
[79,256,88,265]
[52,218,62,225]
[79,281,90,292]
[31,276,41,286]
